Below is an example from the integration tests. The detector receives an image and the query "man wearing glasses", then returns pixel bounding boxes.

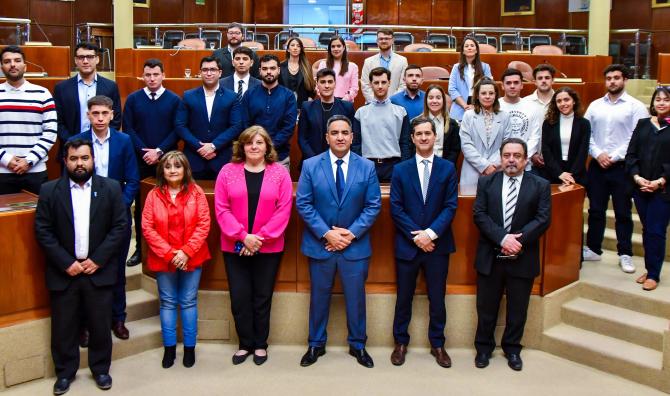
[360,29,408,103]
[212,22,260,79]
[175,56,243,180]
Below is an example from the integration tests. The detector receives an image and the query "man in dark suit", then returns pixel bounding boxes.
[175,56,243,180]
[389,117,458,368]
[220,46,261,100]
[212,22,259,79]
[69,95,139,343]
[298,68,355,161]
[296,115,381,368]
[472,137,551,371]
[35,138,127,394]
[53,42,122,144]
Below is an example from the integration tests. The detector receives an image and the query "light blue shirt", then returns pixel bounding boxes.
[78,74,97,133]
[379,53,392,70]
[91,128,111,177]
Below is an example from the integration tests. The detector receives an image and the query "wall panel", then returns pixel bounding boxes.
[432,0,464,26]
[253,0,283,23]
[184,0,217,23]
[2,0,30,19]
[218,0,244,23]
[29,0,71,26]
[74,0,113,24]
[151,0,184,24]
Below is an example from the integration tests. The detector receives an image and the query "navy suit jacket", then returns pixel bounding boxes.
[212,47,260,79]
[68,128,140,208]
[296,151,381,261]
[298,99,355,160]
[221,75,261,96]
[54,75,122,141]
[390,156,458,260]
[175,86,243,173]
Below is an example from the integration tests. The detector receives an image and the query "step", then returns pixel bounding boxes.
[125,264,142,292]
[125,289,159,322]
[543,324,665,390]
[561,297,666,351]
[577,280,670,319]
[582,225,670,261]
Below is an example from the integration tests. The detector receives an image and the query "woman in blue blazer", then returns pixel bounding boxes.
[448,36,493,121]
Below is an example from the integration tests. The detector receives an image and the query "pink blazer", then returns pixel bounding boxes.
[317,60,359,102]
[214,162,293,253]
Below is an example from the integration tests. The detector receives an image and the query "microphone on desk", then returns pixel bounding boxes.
[24,60,48,78]
[24,19,53,46]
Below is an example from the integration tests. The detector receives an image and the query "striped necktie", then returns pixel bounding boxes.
[421,159,430,203]
[237,80,244,101]
[504,177,518,232]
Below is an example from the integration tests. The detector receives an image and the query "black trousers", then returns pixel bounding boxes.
[50,277,113,379]
[474,259,534,355]
[371,158,400,183]
[192,168,219,181]
[223,252,282,351]
[0,171,47,195]
[132,163,156,252]
[393,253,450,348]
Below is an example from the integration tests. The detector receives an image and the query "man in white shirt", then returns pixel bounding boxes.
[221,46,261,100]
[522,64,556,172]
[498,68,542,172]
[583,64,649,272]
[360,29,408,103]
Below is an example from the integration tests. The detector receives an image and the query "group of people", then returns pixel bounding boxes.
[0,22,668,395]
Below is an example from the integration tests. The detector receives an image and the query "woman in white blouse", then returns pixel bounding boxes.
[447,36,493,121]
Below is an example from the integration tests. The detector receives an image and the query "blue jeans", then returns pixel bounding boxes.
[156,268,202,347]
[633,191,670,282]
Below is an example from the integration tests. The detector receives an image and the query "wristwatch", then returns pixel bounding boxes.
[156,148,163,157]
[209,143,216,152]
[27,159,34,167]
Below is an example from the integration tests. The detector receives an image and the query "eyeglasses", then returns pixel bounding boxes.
[75,55,97,61]
[200,68,220,74]
[227,31,243,36]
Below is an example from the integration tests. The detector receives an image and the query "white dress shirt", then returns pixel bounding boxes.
[328,149,350,182]
[560,113,574,161]
[204,83,219,121]
[500,172,524,245]
[92,129,111,177]
[415,154,438,241]
[233,73,251,96]
[465,64,475,97]
[70,178,92,260]
[143,86,166,100]
[429,114,445,157]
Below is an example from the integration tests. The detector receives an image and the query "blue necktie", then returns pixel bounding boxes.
[237,80,244,102]
[336,159,344,200]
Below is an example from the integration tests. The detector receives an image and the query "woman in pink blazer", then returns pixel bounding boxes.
[214,125,293,366]
[316,36,359,102]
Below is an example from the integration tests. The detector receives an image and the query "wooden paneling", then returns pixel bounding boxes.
[184,0,217,23]
[0,46,72,77]
[151,0,184,24]
[432,0,464,26]
[611,0,650,29]
[658,53,670,84]
[398,0,431,26]
[366,0,399,25]
[74,0,113,24]
[38,25,73,48]
[133,8,151,24]
[253,0,283,23]
[1,0,30,18]
[29,0,72,26]
[536,0,568,29]
[218,0,244,23]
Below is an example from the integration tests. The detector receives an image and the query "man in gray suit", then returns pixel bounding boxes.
[360,29,408,103]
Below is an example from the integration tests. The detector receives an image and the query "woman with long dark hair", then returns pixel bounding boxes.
[280,37,316,106]
[448,36,493,121]
[316,36,359,102]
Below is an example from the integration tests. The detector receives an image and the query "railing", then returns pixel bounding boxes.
[0,18,31,46]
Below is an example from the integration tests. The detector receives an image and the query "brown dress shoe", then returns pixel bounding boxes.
[636,273,648,284]
[431,347,452,368]
[390,343,407,366]
[642,278,658,291]
[112,321,130,340]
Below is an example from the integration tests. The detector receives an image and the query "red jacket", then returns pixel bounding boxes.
[142,183,211,272]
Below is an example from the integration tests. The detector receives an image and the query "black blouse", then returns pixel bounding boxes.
[245,169,265,231]
[626,118,670,182]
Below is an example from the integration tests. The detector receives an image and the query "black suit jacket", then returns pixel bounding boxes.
[541,116,591,185]
[473,171,551,278]
[35,175,128,291]
[279,60,315,106]
[53,75,122,141]
[298,98,355,160]
[212,47,260,79]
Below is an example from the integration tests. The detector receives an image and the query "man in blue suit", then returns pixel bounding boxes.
[176,56,243,180]
[296,114,381,368]
[389,117,458,368]
[298,68,355,161]
[220,46,260,100]
[69,95,139,342]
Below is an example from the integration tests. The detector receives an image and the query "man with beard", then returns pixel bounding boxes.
[298,68,355,161]
[176,56,243,180]
[243,54,297,169]
[472,138,551,372]
[0,46,57,194]
[522,64,556,172]
[390,65,425,120]
[35,138,127,394]
[360,29,408,103]
[582,64,649,272]
[212,22,260,79]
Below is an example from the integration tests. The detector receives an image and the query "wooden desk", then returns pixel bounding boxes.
[0,46,71,78]
[658,53,670,85]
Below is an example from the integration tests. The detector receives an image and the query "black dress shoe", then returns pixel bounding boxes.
[505,353,523,371]
[126,251,141,267]
[348,346,374,368]
[162,345,176,368]
[53,376,74,395]
[253,350,268,365]
[474,352,491,368]
[94,374,112,390]
[78,328,89,348]
[232,350,251,365]
[300,346,326,367]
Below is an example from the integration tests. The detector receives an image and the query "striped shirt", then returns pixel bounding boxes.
[0,81,57,173]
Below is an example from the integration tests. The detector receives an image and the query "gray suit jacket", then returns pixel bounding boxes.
[459,109,511,187]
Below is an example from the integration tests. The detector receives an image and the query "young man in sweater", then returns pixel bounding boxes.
[122,58,181,267]
[0,46,57,194]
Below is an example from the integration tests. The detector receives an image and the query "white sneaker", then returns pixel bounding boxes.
[582,247,601,261]
[619,255,635,273]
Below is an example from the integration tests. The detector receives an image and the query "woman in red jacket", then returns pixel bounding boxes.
[142,151,211,369]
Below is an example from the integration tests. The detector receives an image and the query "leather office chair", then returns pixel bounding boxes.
[507,61,534,82]
[176,38,206,50]
[531,44,563,55]
[162,30,185,49]
[529,34,551,51]
[404,43,434,52]
[421,66,450,80]
[241,41,265,50]
[478,43,498,54]
[426,33,456,49]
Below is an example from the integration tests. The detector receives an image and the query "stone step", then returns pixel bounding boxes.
[578,280,670,319]
[125,264,142,292]
[561,297,667,351]
[582,224,670,261]
[542,324,665,391]
[125,289,159,323]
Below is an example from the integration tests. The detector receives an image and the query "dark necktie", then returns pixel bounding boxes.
[237,80,244,101]
[150,92,156,101]
[504,177,518,232]
[335,159,345,200]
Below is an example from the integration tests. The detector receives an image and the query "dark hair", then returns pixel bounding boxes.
[232,126,278,163]
[369,66,391,82]
[233,45,254,59]
[326,36,349,76]
[501,68,523,82]
[285,37,315,92]
[546,87,582,124]
[143,58,164,72]
[227,22,244,33]
[500,137,528,158]
[0,45,25,61]
[87,95,114,110]
[603,63,630,79]
[421,84,451,134]
[458,36,485,86]
[405,64,423,76]
[259,54,280,68]
[377,28,394,37]
[473,78,500,114]
[326,114,352,130]
[155,151,194,188]
[63,138,94,157]
[410,116,436,135]
[316,68,336,81]
[199,55,221,70]
[650,86,670,116]
[533,63,556,79]
[75,42,100,53]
